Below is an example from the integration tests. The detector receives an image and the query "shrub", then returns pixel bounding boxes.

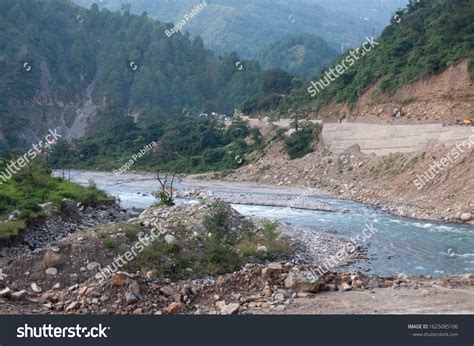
[284,127,315,159]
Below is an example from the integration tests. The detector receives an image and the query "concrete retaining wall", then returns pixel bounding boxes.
[322,123,474,156]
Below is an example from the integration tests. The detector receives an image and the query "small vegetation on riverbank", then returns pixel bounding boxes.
[0,161,112,240]
[92,201,293,280]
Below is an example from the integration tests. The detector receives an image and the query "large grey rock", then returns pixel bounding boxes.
[284,272,320,293]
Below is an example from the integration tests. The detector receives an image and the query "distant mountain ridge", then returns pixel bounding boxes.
[72,0,405,58]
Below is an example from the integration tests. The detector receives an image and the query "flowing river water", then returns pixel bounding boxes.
[54,170,474,277]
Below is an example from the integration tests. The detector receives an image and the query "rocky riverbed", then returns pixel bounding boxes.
[0,198,472,315]
[0,200,126,258]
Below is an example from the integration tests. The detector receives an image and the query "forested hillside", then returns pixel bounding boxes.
[73,0,387,58]
[0,0,261,151]
[256,34,338,78]
[242,0,474,115]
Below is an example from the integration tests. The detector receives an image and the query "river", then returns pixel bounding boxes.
[54,170,474,277]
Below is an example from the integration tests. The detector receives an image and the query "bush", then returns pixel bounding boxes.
[0,220,27,241]
[284,127,315,159]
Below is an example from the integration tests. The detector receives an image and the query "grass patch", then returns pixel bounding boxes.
[0,220,27,241]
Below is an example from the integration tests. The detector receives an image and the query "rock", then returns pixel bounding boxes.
[284,272,320,293]
[124,292,138,305]
[221,303,240,315]
[262,262,283,279]
[86,262,100,272]
[215,301,226,310]
[78,286,88,296]
[31,283,42,293]
[460,213,472,222]
[164,234,177,245]
[159,286,175,297]
[45,267,58,276]
[146,270,156,279]
[341,282,352,291]
[128,281,141,297]
[39,202,57,217]
[65,301,81,312]
[274,293,285,301]
[164,302,186,314]
[0,287,11,298]
[132,308,143,315]
[111,274,127,287]
[10,290,27,301]
[8,210,21,221]
[52,283,61,290]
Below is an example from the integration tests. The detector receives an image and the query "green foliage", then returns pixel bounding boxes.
[235,220,290,259]
[257,33,338,78]
[0,220,26,241]
[262,68,294,94]
[48,112,261,173]
[102,237,118,249]
[0,0,263,149]
[252,0,474,113]
[284,127,316,159]
[74,0,385,59]
[0,159,112,230]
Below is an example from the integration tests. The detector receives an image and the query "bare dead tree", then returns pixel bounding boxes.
[156,172,176,206]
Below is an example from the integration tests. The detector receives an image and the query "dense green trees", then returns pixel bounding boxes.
[0,0,262,150]
[244,0,474,114]
[256,34,338,78]
[48,114,262,173]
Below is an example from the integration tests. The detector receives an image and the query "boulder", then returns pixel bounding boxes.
[124,292,138,305]
[10,290,27,301]
[159,286,175,297]
[31,283,42,293]
[262,262,283,279]
[221,303,240,315]
[111,274,127,287]
[65,301,81,312]
[0,287,11,298]
[460,213,472,222]
[284,272,320,293]
[164,302,186,314]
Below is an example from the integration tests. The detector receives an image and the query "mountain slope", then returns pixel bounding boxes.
[256,33,338,78]
[0,0,261,151]
[245,0,474,121]
[73,0,392,58]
